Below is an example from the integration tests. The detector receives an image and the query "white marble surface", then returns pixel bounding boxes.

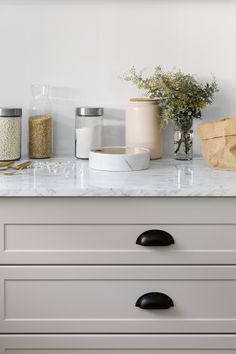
[0,157,235,197]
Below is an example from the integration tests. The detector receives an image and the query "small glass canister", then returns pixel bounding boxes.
[0,108,22,161]
[75,107,103,159]
[29,85,53,159]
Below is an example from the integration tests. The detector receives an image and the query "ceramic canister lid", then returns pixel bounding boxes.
[129,98,159,104]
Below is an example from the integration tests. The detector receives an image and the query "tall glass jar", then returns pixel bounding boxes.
[29,85,53,159]
[75,107,103,159]
[0,108,22,161]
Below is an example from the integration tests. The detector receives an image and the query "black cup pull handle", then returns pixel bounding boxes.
[136,292,174,309]
[136,229,174,246]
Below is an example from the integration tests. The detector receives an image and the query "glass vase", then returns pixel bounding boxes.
[174,128,193,160]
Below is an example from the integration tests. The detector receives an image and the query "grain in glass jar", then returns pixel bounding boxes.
[28,84,53,159]
[29,114,52,158]
[0,108,22,161]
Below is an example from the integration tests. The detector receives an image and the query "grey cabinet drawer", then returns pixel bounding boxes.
[1,224,236,264]
[1,266,236,334]
[1,334,236,353]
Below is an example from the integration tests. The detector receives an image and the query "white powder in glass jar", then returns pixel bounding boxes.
[0,117,21,161]
[76,125,101,159]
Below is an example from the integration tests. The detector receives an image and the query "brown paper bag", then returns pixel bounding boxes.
[198,117,236,171]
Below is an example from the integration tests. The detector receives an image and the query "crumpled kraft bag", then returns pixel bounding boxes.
[198,117,236,171]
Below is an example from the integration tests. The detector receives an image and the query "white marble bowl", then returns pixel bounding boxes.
[89,147,150,172]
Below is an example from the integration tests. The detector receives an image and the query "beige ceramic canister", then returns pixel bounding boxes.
[126,98,163,159]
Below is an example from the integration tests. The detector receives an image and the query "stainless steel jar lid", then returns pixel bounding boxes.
[0,108,22,117]
[76,107,104,117]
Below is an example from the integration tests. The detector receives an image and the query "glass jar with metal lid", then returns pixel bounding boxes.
[0,108,22,161]
[75,107,103,159]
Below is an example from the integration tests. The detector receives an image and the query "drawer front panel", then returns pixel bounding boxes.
[1,266,236,333]
[1,224,236,264]
[1,334,236,352]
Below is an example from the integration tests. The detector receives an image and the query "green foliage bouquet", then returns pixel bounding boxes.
[124,66,218,159]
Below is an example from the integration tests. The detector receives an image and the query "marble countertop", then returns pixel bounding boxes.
[0,157,235,197]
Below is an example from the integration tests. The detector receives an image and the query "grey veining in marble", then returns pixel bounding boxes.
[0,157,235,197]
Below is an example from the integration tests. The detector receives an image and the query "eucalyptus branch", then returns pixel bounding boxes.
[123,66,219,134]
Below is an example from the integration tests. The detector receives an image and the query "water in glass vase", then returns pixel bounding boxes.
[174,129,193,160]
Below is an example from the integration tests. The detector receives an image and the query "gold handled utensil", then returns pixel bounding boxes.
[3,161,32,175]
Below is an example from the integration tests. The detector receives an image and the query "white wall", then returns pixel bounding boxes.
[0,0,235,157]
